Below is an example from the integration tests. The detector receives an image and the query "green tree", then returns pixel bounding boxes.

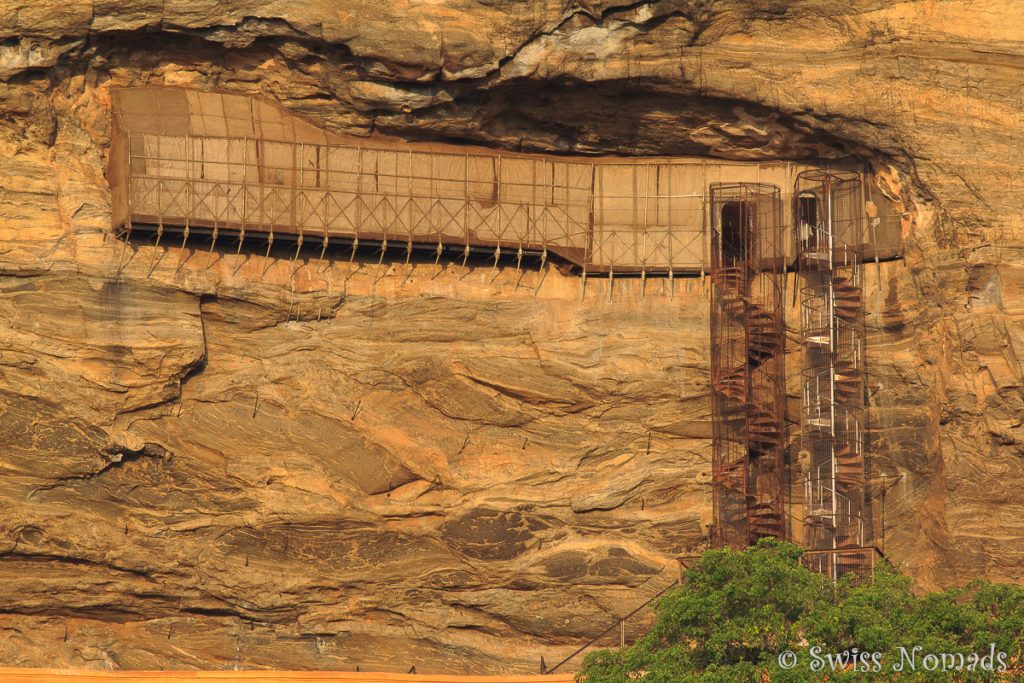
[577,539,1024,682]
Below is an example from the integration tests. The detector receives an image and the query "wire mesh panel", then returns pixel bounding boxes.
[794,170,869,580]
[709,183,786,550]
[587,162,706,273]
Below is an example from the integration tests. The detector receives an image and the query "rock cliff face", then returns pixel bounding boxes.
[0,0,1022,673]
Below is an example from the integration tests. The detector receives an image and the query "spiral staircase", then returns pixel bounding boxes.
[709,184,787,550]
[711,266,788,546]
[796,170,871,580]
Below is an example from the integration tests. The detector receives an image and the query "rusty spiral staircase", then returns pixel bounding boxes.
[710,184,787,550]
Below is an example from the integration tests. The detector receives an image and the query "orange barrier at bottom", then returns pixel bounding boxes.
[0,671,575,683]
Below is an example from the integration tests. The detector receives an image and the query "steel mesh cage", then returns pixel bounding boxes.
[709,183,786,550]
[793,170,870,580]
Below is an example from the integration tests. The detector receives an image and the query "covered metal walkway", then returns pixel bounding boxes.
[108,88,902,276]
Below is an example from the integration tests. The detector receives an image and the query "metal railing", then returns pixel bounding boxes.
[543,558,697,674]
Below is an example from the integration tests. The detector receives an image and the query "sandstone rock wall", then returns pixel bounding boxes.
[0,0,1022,672]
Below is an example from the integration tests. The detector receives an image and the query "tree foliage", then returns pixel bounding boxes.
[577,539,1024,682]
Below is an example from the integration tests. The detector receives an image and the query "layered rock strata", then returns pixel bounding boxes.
[0,0,1022,672]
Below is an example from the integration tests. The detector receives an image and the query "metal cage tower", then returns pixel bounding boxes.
[709,183,787,550]
[793,169,870,579]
